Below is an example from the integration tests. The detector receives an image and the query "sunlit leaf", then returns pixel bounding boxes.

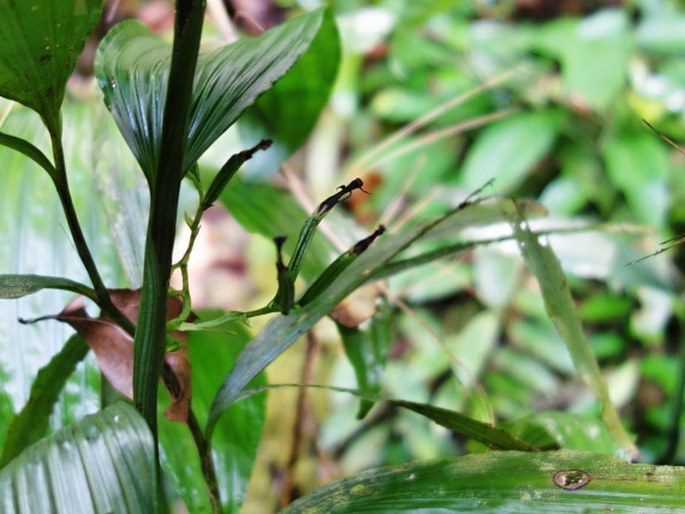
[283,450,685,513]
[511,207,638,459]
[505,412,618,453]
[95,9,328,180]
[0,402,157,513]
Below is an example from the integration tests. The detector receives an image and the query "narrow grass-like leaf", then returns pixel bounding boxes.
[236,384,534,451]
[283,450,685,513]
[0,402,158,513]
[95,9,328,180]
[0,274,95,301]
[0,0,103,131]
[511,206,638,459]
[0,335,88,467]
[207,198,540,435]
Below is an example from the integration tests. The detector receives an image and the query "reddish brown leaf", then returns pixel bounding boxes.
[55,290,192,422]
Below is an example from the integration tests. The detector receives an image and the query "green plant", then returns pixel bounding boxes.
[0,1,684,513]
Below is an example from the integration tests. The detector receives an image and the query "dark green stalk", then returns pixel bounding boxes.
[48,128,131,331]
[133,0,206,437]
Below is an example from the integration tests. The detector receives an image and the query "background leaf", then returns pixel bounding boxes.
[240,8,340,173]
[459,110,562,193]
[0,402,157,514]
[0,0,103,130]
[0,335,88,467]
[283,450,685,513]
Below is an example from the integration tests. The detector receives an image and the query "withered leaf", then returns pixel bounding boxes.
[56,290,192,422]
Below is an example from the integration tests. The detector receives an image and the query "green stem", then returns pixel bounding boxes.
[133,0,206,437]
[48,126,131,331]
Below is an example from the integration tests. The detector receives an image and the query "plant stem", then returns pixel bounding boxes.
[133,0,206,438]
[48,128,132,331]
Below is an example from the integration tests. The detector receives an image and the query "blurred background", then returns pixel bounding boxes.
[3,0,685,512]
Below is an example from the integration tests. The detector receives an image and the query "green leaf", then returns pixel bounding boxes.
[511,208,637,459]
[159,314,266,514]
[241,8,340,165]
[505,412,617,453]
[460,110,562,193]
[220,176,333,280]
[0,335,89,467]
[0,402,158,513]
[0,0,103,132]
[206,198,537,435]
[95,8,328,180]
[237,384,533,451]
[533,10,631,111]
[337,303,392,419]
[282,450,685,513]
[0,274,95,301]
[603,132,669,225]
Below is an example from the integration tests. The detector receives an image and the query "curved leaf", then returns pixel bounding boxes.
[0,402,158,514]
[241,7,340,168]
[0,0,103,131]
[206,198,541,435]
[282,450,685,513]
[95,8,328,180]
[0,335,89,467]
[0,274,95,301]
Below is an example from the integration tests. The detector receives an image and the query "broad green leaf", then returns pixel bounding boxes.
[0,274,95,301]
[282,450,685,513]
[533,10,631,111]
[0,402,158,514]
[206,198,538,435]
[511,209,637,459]
[0,335,89,467]
[505,412,617,453]
[242,8,340,161]
[95,8,328,180]
[0,0,103,132]
[220,176,334,280]
[336,302,393,418]
[603,132,669,225]
[160,314,266,514]
[459,110,562,193]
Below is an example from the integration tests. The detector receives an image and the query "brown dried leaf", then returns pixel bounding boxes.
[56,290,191,422]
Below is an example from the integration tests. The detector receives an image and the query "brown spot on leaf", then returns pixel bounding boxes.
[553,470,592,490]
